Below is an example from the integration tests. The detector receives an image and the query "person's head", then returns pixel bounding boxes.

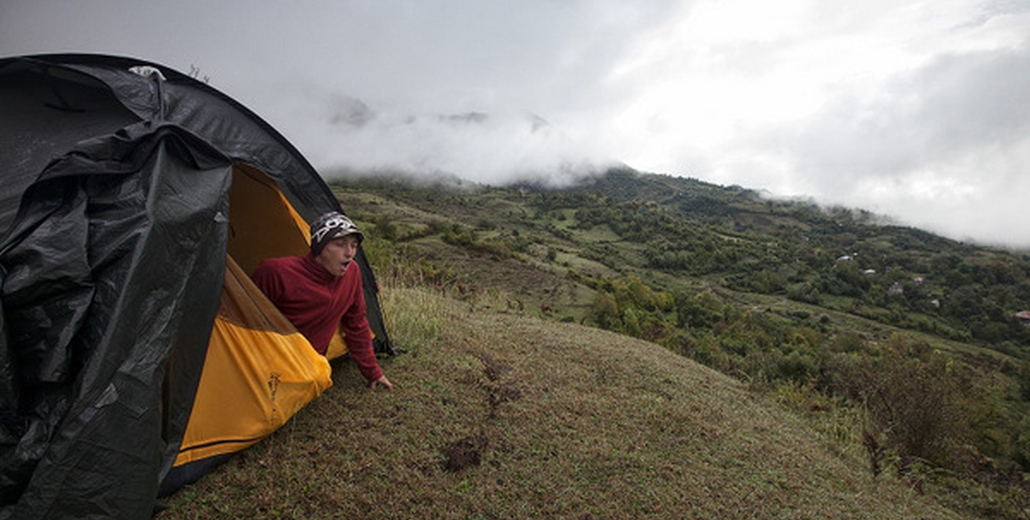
[310,212,364,277]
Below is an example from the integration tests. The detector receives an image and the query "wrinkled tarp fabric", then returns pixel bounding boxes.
[0,123,232,519]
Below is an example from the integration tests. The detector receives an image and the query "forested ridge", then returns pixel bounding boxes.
[550,169,1030,351]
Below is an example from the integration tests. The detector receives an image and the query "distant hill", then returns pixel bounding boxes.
[336,166,1030,355]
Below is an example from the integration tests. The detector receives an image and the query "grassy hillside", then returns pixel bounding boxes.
[161,286,959,519]
[325,170,1030,518]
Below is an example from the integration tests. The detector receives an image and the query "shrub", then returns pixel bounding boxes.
[833,334,979,473]
[590,292,619,329]
[689,335,731,372]
[373,215,398,241]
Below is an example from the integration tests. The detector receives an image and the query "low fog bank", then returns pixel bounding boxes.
[276,94,620,190]
[275,94,1028,252]
[754,190,1030,252]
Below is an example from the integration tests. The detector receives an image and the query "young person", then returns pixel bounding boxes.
[252,212,393,390]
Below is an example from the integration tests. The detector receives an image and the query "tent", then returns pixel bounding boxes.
[0,54,395,519]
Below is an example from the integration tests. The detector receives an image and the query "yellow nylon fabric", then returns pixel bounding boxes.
[226,163,311,276]
[173,166,371,467]
[172,165,340,467]
[173,257,332,467]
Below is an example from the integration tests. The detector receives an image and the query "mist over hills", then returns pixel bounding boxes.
[309,95,1026,251]
[328,161,970,250]
[305,100,617,190]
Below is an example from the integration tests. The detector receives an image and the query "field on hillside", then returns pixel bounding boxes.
[160,287,960,519]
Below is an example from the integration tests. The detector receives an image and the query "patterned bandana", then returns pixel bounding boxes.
[310,212,363,255]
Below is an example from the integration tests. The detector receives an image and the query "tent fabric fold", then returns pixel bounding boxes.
[0,54,394,520]
[0,122,232,520]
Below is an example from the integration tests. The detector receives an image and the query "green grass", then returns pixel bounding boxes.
[159,286,961,519]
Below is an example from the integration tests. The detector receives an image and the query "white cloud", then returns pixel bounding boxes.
[596,0,1030,246]
[2,0,1030,247]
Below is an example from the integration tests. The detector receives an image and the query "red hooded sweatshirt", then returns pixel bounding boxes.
[251,252,383,382]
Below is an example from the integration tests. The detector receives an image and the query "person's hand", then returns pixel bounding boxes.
[370,375,393,391]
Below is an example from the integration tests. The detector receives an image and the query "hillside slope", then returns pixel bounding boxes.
[333,171,1030,511]
[161,287,959,519]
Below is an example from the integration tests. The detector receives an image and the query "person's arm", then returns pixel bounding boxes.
[340,270,387,386]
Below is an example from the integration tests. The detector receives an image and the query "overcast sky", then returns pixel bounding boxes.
[3,0,1029,248]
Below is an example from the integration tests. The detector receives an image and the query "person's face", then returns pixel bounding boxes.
[314,235,360,277]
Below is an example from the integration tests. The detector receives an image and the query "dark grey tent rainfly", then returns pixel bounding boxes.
[0,54,394,519]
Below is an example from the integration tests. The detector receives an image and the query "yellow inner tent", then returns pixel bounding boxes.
[172,165,352,467]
